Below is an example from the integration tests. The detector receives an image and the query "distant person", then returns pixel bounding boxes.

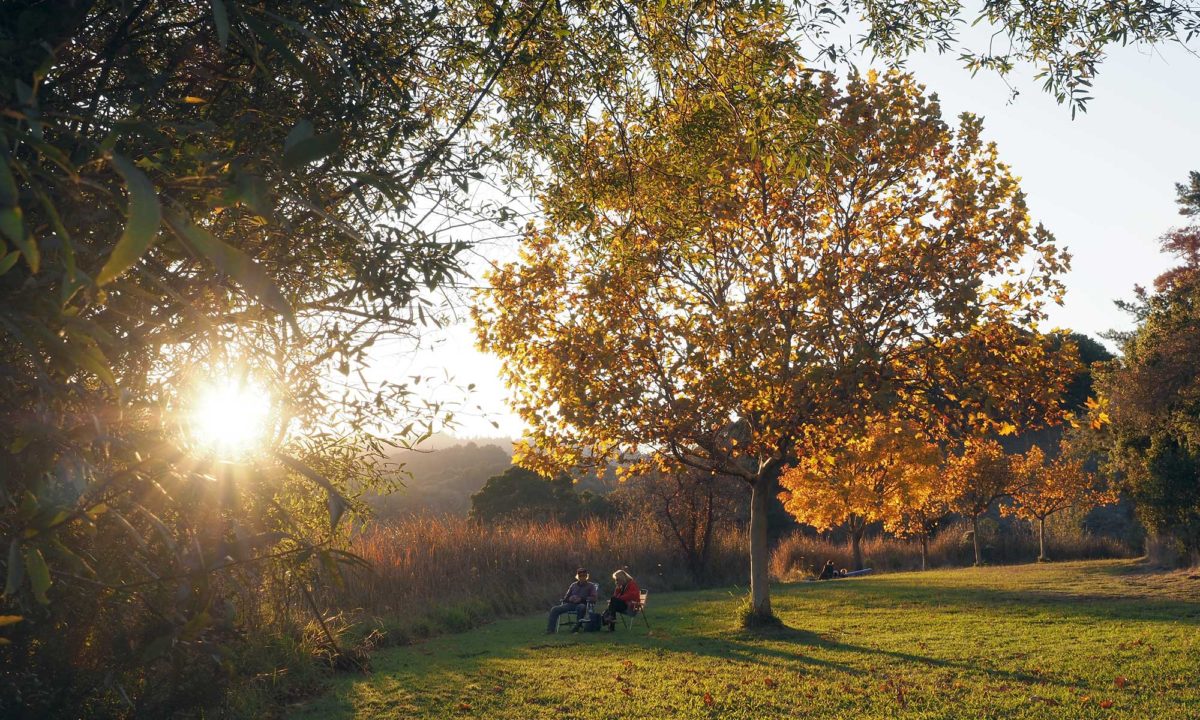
[546,568,598,633]
[600,569,641,631]
[818,560,836,580]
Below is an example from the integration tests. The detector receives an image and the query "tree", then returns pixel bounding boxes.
[0,1,559,713]
[1093,170,1200,559]
[477,19,1073,621]
[892,458,957,570]
[1006,445,1113,561]
[613,470,746,582]
[469,465,615,524]
[946,439,1023,566]
[779,419,939,570]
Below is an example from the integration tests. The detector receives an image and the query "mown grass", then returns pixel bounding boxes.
[293,560,1199,719]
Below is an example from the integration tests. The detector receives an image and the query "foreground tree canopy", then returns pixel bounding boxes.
[477,19,1077,620]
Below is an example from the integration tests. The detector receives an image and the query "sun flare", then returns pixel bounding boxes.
[189,379,272,456]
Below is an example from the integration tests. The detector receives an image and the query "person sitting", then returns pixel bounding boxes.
[600,569,640,631]
[545,568,598,633]
[818,560,836,580]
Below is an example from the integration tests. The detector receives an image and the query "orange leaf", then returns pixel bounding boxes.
[1100,700,1114,709]
[457,702,472,711]
[1114,676,1128,689]
[703,692,714,706]
[764,677,777,689]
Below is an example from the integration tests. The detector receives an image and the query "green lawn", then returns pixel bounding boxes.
[294,560,1199,719]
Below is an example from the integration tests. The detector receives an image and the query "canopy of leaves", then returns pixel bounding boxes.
[1007,444,1113,522]
[469,465,615,524]
[780,418,940,535]
[0,0,548,713]
[479,54,1074,482]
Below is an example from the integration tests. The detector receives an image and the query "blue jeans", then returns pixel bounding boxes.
[546,602,587,632]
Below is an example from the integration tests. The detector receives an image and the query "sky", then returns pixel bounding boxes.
[381,37,1200,440]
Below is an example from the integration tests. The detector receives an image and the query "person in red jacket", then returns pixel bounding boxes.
[600,569,640,631]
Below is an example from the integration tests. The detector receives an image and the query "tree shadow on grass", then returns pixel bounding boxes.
[804,579,1200,627]
[694,624,1073,689]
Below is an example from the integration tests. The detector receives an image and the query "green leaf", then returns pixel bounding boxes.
[96,153,161,286]
[211,0,230,49]
[165,211,296,328]
[0,250,19,276]
[4,540,22,597]
[284,119,314,153]
[282,131,341,170]
[23,546,51,604]
[234,172,273,220]
[61,330,116,389]
[242,14,315,86]
[0,152,18,207]
[273,452,349,530]
[0,207,37,273]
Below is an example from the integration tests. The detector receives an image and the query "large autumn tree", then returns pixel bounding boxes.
[477,14,1073,621]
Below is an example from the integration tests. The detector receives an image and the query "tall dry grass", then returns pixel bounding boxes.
[322,516,747,640]
[770,519,1136,580]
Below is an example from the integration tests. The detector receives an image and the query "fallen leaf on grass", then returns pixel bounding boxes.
[621,687,633,697]
[703,692,714,707]
[1114,676,1129,689]
[1100,700,1114,709]
[764,677,777,689]
[456,702,472,711]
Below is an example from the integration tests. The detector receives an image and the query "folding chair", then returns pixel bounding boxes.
[619,589,650,631]
[556,600,596,632]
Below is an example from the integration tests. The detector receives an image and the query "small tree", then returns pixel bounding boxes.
[615,470,745,582]
[892,460,957,570]
[1007,445,1113,561]
[780,420,939,570]
[947,439,1022,566]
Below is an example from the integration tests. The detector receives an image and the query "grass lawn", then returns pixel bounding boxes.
[293,560,1199,719]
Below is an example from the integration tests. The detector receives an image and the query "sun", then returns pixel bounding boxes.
[189,379,273,456]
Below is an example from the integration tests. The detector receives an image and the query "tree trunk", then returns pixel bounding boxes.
[747,472,774,621]
[972,514,982,566]
[851,524,864,572]
[1038,516,1047,562]
[920,534,929,571]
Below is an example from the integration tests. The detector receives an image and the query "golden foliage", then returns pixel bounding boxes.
[778,418,940,534]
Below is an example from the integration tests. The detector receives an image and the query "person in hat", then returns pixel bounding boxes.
[546,567,598,633]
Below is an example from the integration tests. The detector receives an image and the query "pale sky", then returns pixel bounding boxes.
[381,39,1200,440]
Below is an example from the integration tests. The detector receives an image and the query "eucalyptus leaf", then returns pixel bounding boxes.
[96,154,161,286]
[165,211,297,329]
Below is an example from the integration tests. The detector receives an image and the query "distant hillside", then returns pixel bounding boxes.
[366,441,513,518]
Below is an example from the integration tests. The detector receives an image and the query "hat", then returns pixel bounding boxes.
[575,567,589,575]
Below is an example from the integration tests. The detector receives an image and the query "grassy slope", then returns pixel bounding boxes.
[293,560,1199,719]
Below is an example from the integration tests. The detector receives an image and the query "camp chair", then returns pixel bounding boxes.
[618,589,650,631]
[556,600,596,632]
[556,581,600,632]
